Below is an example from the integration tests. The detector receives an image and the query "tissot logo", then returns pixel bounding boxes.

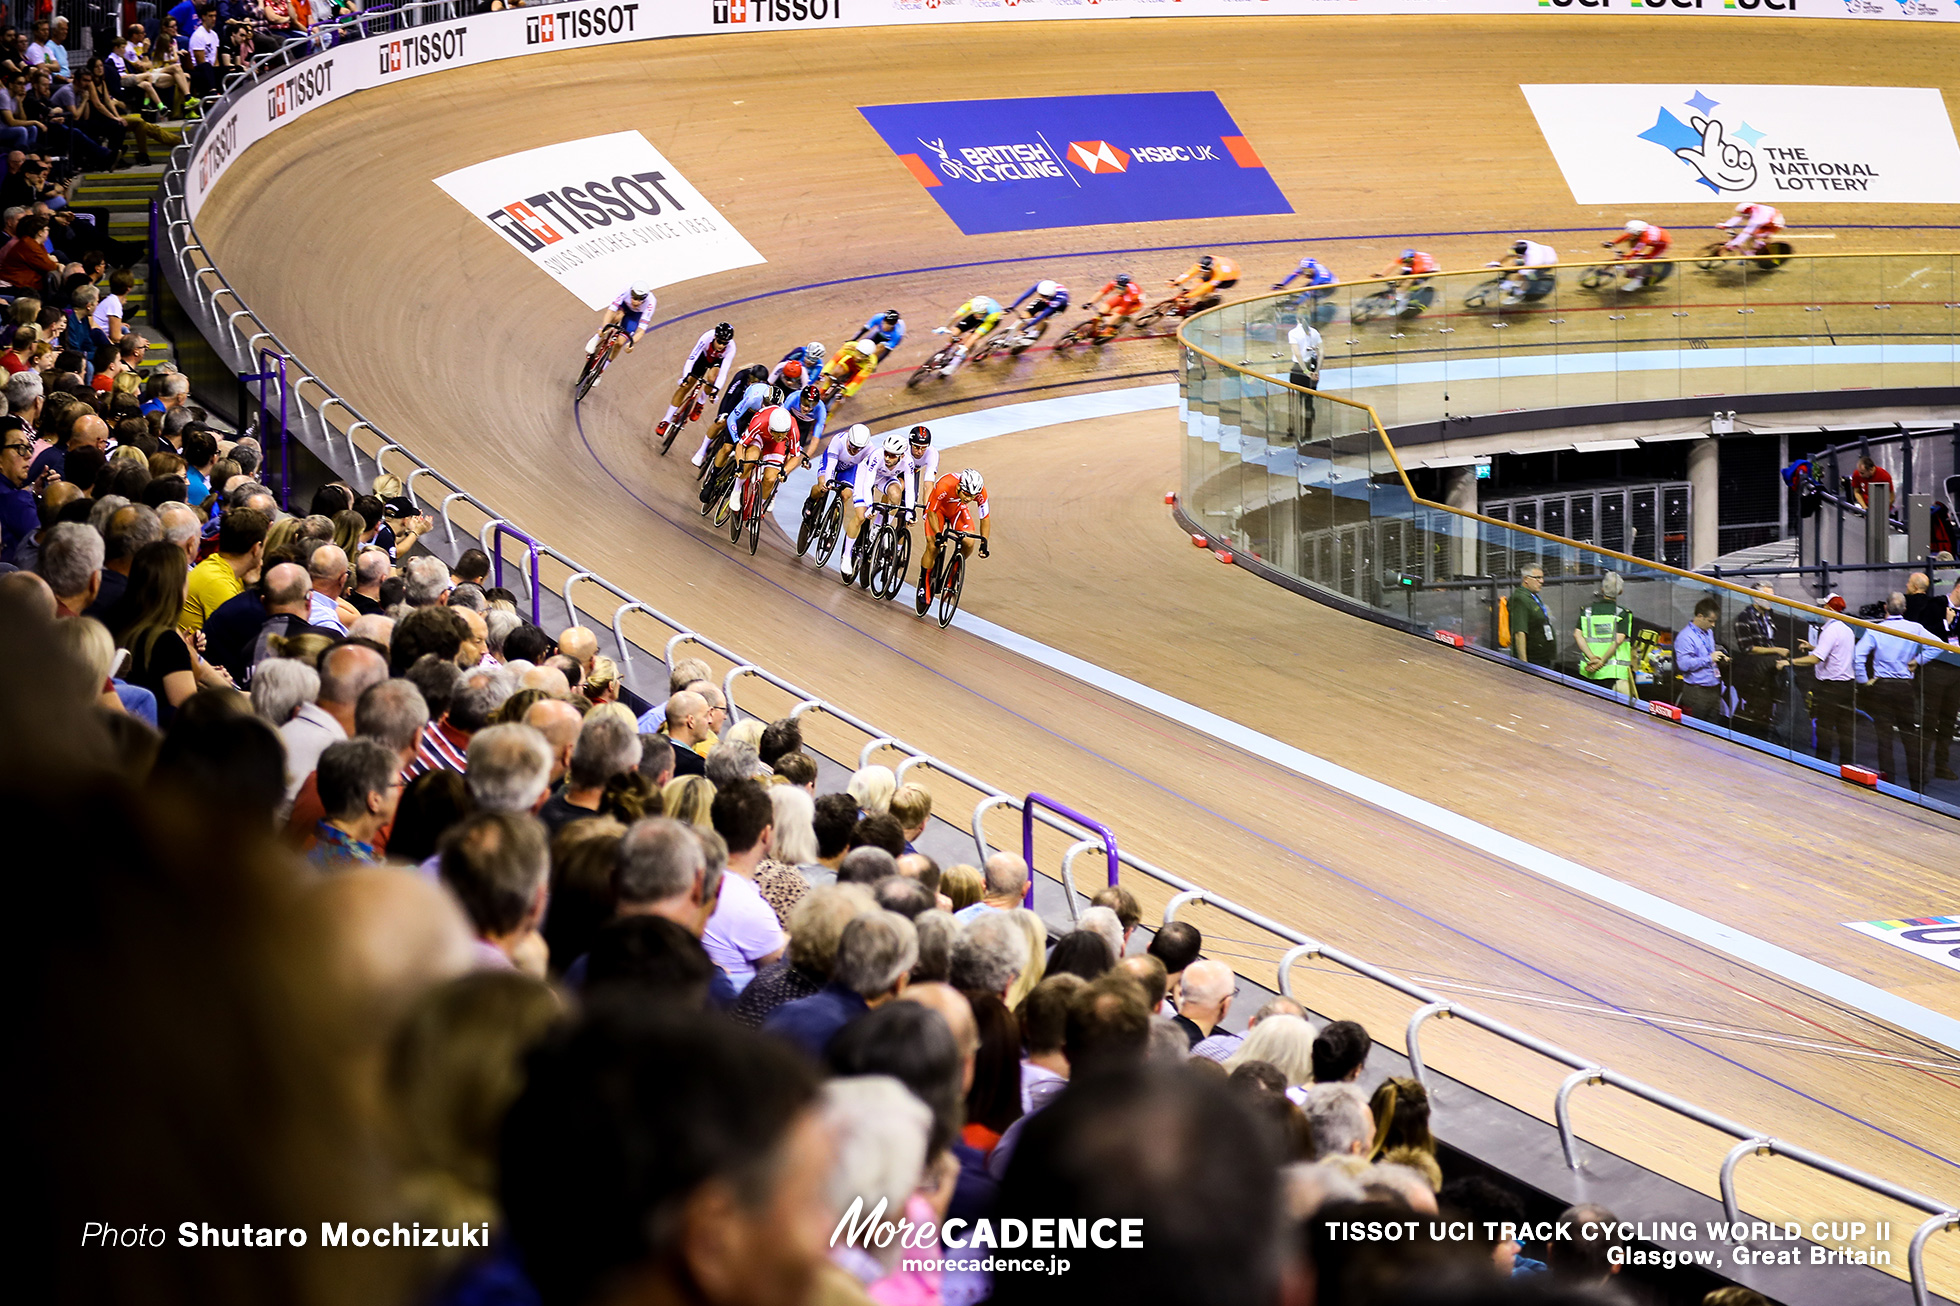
[713,0,844,23]
[483,171,688,254]
[379,25,467,75]
[196,115,238,192]
[265,59,334,121]
[525,2,640,45]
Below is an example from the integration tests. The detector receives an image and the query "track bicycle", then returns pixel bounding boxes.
[915,525,984,629]
[728,461,777,557]
[657,372,715,456]
[1694,233,1795,273]
[1350,284,1435,324]
[574,324,627,402]
[843,501,914,601]
[797,476,851,568]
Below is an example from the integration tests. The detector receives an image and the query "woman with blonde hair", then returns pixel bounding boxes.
[1003,908,1048,1010]
[1367,1076,1434,1162]
[582,656,622,706]
[1223,1014,1317,1091]
[262,515,302,557]
[941,863,984,913]
[330,509,367,556]
[848,762,896,815]
[660,774,716,828]
[723,715,765,754]
[265,630,336,669]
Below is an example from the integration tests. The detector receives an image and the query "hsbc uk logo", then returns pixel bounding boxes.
[1067,141,1129,173]
[1065,139,1244,176]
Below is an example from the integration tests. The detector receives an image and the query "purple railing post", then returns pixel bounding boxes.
[1021,792,1120,909]
[489,522,544,625]
[242,348,291,508]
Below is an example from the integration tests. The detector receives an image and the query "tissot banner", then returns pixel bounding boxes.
[1521,84,1960,204]
[856,92,1292,234]
[432,132,764,308]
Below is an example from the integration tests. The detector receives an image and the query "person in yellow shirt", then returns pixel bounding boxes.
[181,507,270,632]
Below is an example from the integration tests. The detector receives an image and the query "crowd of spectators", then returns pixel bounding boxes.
[11,441,1728,1306]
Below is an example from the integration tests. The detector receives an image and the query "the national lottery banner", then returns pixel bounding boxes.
[856,93,1292,235]
[432,133,763,307]
[1522,84,1960,204]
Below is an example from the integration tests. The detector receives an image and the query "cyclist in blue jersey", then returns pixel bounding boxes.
[805,421,879,558]
[851,309,906,362]
[770,341,827,390]
[586,282,654,367]
[1271,257,1337,320]
[784,383,829,461]
[1007,280,1071,331]
[693,365,771,470]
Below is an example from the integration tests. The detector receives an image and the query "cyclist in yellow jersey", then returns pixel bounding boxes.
[931,295,1006,374]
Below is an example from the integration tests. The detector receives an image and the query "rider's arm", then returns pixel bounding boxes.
[884,318,905,350]
[1005,284,1038,312]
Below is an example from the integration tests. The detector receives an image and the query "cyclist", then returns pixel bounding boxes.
[657,321,738,444]
[850,309,906,362]
[932,295,1006,373]
[900,424,937,508]
[1082,274,1143,342]
[768,359,808,405]
[838,430,917,577]
[730,404,801,517]
[1271,255,1337,305]
[1004,279,1071,343]
[783,382,829,462]
[1493,239,1557,303]
[693,364,770,471]
[1167,255,1240,313]
[1373,249,1440,309]
[1719,201,1785,256]
[1604,220,1672,291]
[770,341,826,391]
[585,281,654,368]
[821,338,880,401]
[917,467,990,606]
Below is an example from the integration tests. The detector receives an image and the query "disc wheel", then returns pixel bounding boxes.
[795,494,820,558]
[935,553,965,629]
[812,493,845,569]
[1756,240,1794,271]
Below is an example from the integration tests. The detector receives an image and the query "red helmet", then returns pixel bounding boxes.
[779,361,805,385]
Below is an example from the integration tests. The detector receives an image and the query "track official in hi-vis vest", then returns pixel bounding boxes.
[1574,570,1635,696]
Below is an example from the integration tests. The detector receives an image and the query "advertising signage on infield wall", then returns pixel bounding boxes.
[857,93,1293,235]
[433,133,765,307]
[1523,85,1960,204]
[183,1,1960,221]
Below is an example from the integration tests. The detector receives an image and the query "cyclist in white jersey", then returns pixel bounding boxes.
[900,424,938,507]
[839,431,916,575]
[657,322,738,442]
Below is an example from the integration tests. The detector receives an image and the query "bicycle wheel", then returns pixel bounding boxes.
[730,478,748,543]
[1577,264,1617,291]
[1756,240,1793,271]
[660,384,693,456]
[969,332,1005,365]
[812,492,845,569]
[884,527,912,601]
[795,493,820,557]
[1053,325,1084,354]
[703,460,733,520]
[935,552,965,629]
[574,348,605,402]
[915,551,935,616]
[907,350,948,389]
[1012,321,1048,355]
[746,489,763,555]
[1133,301,1172,331]
[861,525,889,591]
[1695,243,1730,272]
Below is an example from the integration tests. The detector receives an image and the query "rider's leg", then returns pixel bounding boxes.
[840,499,866,572]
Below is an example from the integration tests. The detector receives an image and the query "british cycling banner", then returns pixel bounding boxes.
[432,132,765,308]
[1522,84,1960,205]
[856,93,1293,234]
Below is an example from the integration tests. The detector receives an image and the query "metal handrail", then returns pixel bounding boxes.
[162,27,1960,1303]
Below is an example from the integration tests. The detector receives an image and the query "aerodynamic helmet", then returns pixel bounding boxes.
[804,341,826,365]
[1625,221,1649,235]
[1512,240,1529,255]
[1198,256,1214,272]
[628,281,651,301]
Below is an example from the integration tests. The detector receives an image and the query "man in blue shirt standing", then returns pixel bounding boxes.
[1674,597,1729,722]
[1854,592,1938,790]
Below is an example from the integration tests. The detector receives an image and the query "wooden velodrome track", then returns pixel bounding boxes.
[197,15,1960,1287]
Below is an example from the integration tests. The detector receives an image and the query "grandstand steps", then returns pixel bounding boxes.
[64,162,178,375]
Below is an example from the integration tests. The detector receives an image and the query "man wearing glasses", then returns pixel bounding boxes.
[1508,564,1557,669]
[1,419,46,565]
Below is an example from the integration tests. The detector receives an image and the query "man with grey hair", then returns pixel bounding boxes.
[350,546,390,615]
[280,641,389,817]
[246,562,320,670]
[835,846,898,886]
[953,850,1029,923]
[765,910,918,1056]
[614,817,722,938]
[438,810,551,974]
[306,543,352,635]
[1303,1083,1374,1159]
[226,481,279,518]
[950,909,1029,998]
[402,554,451,608]
[87,494,127,538]
[158,372,191,412]
[38,520,103,618]
[909,910,957,984]
[1194,994,1302,1063]
[485,607,522,661]
[4,368,43,432]
[348,612,393,650]
[464,722,553,814]
[1170,958,1236,1048]
[538,710,642,835]
[157,502,203,565]
[447,582,488,614]
[448,666,515,738]
[1360,1163,1439,1215]
[86,502,160,620]
[1574,569,1634,696]
[1076,905,1125,965]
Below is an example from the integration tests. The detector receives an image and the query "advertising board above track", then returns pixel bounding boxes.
[184,0,1959,219]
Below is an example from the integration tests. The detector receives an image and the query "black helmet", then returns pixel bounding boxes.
[908,425,932,447]
[1198,255,1214,272]
[882,309,901,324]
[1511,240,1528,256]
[713,321,733,343]
[1115,274,1133,288]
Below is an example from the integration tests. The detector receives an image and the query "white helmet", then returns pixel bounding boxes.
[629,281,652,301]
[1733,201,1752,214]
[804,341,826,365]
[768,407,793,434]
[1624,221,1648,235]
[1036,279,1059,298]
[883,431,907,457]
[958,468,983,497]
[845,423,872,452]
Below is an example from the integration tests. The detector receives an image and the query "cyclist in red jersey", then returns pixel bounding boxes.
[1085,274,1143,339]
[1373,249,1439,310]
[917,468,990,601]
[1605,221,1672,291]
[729,405,801,517]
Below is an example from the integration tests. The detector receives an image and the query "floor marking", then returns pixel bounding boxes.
[769,386,1960,1055]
